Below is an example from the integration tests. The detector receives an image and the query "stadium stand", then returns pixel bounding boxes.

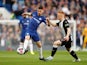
[0,0,87,51]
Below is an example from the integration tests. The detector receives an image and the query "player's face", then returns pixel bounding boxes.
[38,9,44,16]
[57,13,65,20]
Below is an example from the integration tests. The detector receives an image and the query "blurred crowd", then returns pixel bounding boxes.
[0,0,87,50]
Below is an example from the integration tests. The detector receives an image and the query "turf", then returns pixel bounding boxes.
[0,50,87,65]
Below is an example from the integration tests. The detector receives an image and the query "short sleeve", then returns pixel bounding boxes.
[19,19,22,27]
[56,22,59,26]
[64,20,70,28]
[19,20,21,24]
[56,21,61,26]
[42,16,46,24]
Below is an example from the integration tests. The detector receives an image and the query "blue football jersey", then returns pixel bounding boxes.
[19,17,30,31]
[28,11,46,31]
[19,17,31,40]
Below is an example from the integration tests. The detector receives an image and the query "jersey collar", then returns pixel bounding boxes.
[61,18,66,22]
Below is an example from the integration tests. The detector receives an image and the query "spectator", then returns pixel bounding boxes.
[82,23,87,49]
[76,24,81,47]
[0,0,87,50]
[12,0,18,12]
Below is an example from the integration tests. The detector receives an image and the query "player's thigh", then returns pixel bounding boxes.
[65,41,72,49]
[32,32,40,42]
[53,40,62,46]
[31,32,41,47]
[25,33,31,40]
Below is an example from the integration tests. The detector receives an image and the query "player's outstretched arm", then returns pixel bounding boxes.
[46,18,57,27]
[64,27,71,41]
[66,28,71,37]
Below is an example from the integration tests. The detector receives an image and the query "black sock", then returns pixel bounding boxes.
[51,47,57,57]
[70,50,78,59]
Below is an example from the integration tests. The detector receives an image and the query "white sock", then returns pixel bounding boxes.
[38,47,43,58]
[28,40,34,52]
[24,39,29,50]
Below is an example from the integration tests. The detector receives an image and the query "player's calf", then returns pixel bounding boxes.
[66,48,81,62]
[24,35,30,50]
[45,40,61,61]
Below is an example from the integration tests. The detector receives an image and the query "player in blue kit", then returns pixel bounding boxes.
[23,6,50,60]
[18,12,34,55]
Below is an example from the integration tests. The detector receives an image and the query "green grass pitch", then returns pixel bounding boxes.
[0,50,87,65]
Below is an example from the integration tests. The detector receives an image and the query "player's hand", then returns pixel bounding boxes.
[46,17,50,26]
[46,17,49,22]
[46,17,49,20]
[64,36,69,41]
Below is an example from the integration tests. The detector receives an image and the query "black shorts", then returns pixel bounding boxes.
[61,37,72,48]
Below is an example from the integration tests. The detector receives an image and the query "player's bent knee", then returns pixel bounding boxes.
[37,44,42,48]
[53,40,61,46]
[53,41,57,45]
[38,44,42,48]
[36,41,42,48]
[25,36,30,40]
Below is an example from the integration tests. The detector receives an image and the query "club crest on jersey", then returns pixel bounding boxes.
[65,24,69,27]
[39,18,42,21]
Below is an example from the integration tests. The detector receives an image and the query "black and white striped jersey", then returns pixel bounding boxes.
[56,19,70,37]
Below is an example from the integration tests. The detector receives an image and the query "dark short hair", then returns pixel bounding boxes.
[38,5,43,9]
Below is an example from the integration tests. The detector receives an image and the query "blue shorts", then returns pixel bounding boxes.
[26,30,40,42]
[20,30,26,41]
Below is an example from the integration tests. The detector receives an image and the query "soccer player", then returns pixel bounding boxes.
[46,11,81,62]
[23,6,50,60]
[18,12,34,55]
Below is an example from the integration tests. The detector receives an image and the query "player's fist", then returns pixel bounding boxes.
[64,36,69,41]
[46,17,50,26]
[46,17,49,20]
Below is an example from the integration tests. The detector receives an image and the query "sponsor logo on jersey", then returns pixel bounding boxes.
[65,24,69,27]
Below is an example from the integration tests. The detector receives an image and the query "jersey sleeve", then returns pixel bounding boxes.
[56,22,60,26]
[64,20,70,28]
[42,16,46,24]
[19,19,22,24]
[19,19,22,27]
[32,11,37,17]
